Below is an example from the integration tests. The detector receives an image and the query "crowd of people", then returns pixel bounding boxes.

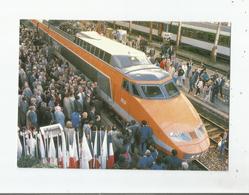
[18,22,189,170]
[58,21,97,36]
[156,52,230,104]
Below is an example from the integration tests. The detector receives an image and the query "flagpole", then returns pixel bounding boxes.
[45,132,48,159]
[35,131,38,158]
[22,131,26,156]
[100,129,102,168]
[67,130,69,150]
[76,130,80,162]
[93,130,96,168]
[57,134,59,159]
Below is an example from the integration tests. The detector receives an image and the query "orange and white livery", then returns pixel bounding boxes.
[31,20,210,160]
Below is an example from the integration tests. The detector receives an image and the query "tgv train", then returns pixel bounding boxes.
[30,20,210,160]
[107,21,230,60]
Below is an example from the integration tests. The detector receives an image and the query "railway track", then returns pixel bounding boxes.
[200,114,228,148]
[197,114,229,171]
[191,159,209,171]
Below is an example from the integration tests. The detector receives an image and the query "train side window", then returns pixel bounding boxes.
[75,37,79,44]
[85,42,88,50]
[82,40,86,49]
[85,42,90,51]
[99,49,104,59]
[80,40,84,48]
[219,35,230,47]
[104,52,111,63]
[80,39,84,47]
[94,47,100,57]
[90,45,95,54]
[131,83,140,97]
[122,79,129,92]
[207,33,215,43]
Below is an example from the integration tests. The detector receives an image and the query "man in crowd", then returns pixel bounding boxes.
[139,120,152,155]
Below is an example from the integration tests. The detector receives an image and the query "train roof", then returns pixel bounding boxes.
[123,65,170,81]
[76,31,170,82]
[170,22,230,36]
[76,31,147,56]
[185,22,230,32]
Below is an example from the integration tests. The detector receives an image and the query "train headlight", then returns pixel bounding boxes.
[195,125,206,138]
[169,131,192,142]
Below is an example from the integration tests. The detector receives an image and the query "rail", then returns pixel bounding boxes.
[196,114,229,171]
[192,159,209,170]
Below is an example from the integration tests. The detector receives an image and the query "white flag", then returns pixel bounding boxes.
[93,130,98,157]
[58,144,63,167]
[100,130,108,169]
[38,133,46,162]
[17,135,22,160]
[61,131,67,168]
[80,132,92,169]
[48,135,57,166]
[26,134,36,157]
[73,132,78,161]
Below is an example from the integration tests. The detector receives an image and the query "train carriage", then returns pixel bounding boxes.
[108,21,230,61]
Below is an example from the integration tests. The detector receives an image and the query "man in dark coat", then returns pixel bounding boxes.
[169,149,182,170]
[19,96,29,127]
[74,95,83,114]
[139,120,152,154]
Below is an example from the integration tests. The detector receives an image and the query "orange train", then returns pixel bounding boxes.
[30,20,210,160]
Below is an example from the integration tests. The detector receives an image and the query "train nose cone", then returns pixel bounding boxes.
[178,136,210,160]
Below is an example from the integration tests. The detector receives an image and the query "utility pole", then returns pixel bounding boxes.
[129,21,132,34]
[176,21,182,49]
[149,22,153,43]
[158,22,164,37]
[211,22,221,63]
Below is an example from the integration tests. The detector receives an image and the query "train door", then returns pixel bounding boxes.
[120,79,130,113]
[114,78,132,120]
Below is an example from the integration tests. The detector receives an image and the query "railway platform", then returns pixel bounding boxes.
[175,49,230,74]
[181,77,229,114]
[149,41,230,74]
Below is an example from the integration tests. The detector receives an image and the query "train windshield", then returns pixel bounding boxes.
[141,85,164,99]
[138,81,179,99]
[164,81,179,98]
[111,55,151,68]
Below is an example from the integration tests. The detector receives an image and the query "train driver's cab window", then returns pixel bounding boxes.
[122,79,129,92]
[141,85,164,99]
[131,83,141,97]
[164,82,179,98]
